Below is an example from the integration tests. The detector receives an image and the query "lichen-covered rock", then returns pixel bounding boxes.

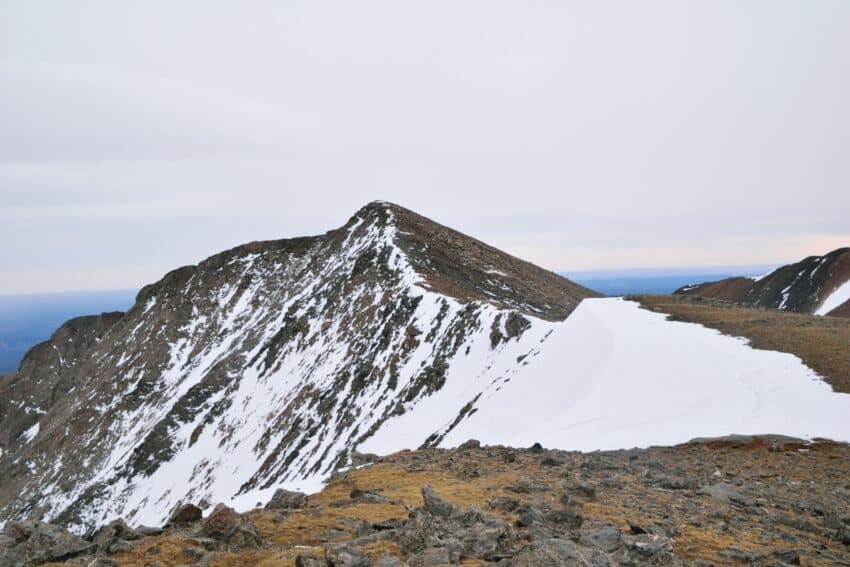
[324,543,369,567]
[0,520,94,566]
[546,507,583,529]
[581,526,621,552]
[266,489,308,510]
[456,439,481,451]
[167,503,203,526]
[373,555,407,567]
[201,504,262,549]
[420,485,455,519]
[91,518,139,553]
[515,505,545,528]
[409,547,450,566]
[503,538,587,566]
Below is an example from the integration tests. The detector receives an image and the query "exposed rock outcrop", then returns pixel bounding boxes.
[675,246,850,317]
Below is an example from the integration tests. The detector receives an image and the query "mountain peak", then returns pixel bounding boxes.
[0,201,597,531]
[349,201,599,320]
[140,201,595,323]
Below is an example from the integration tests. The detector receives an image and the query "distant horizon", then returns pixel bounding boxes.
[563,263,776,280]
[0,265,772,375]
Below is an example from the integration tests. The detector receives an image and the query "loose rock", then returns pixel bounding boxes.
[421,485,456,518]
[265,488,309,510]
[168,503,203,525]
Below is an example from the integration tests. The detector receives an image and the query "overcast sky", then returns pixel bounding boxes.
[2,1,849,294]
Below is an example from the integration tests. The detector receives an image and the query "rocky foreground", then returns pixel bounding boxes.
[2,436,850,566]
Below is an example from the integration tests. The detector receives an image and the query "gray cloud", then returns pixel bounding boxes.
[0,62,325,163]
[1,1,849,293]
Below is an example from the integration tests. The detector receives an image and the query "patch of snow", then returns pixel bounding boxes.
[815,278,850,316]
[364,298,850,453]
[142,296,157,313]
[778,283,794,309]
[809,256,829,279]
[21,421,40,443]
[52,345,66,366]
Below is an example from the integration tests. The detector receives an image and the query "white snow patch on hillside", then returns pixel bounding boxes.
[21,422,40,443]
[363,298,850,454]
[815,278,850,316]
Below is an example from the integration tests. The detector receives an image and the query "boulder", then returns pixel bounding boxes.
[574,481,597,499]
[421,485,456,519]
[547,508,583,529]
[505,479,534,494]
[167,503,203,525]
[773,548,802,564]
[515,505,545,528]
[91,519,139,553]
[581,526,621,552]
[201,503,263,549]
[487,496,520,513]
[373,555,408,566]
[324,543,370,567]
[349,489,390,504]
[700,483,750,506]
[266,488,308,510]
[0,521,94,565]
[106,539,134,553]
[409,547,450,566]
[630,536,674,557]
[503,538,586,566]
[350,451,380,467]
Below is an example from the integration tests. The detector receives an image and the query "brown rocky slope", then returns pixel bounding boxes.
[675,247,850,317]
[1,438,848,566]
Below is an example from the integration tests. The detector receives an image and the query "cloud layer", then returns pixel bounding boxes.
[1,1,849,293]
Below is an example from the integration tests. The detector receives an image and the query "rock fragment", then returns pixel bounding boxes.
[266,488,309,510]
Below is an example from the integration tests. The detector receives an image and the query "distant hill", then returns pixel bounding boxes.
[674,247,850,317]
[566,265,777,297]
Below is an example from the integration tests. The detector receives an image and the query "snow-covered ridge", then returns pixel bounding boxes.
[364,298,850,453]
[0,203,571,531]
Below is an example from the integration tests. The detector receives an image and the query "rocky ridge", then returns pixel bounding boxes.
[0,201,596,532]
[2,437,848,566]
[675,247,850,317]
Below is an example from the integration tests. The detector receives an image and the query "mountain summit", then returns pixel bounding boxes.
[0,202,596,531]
